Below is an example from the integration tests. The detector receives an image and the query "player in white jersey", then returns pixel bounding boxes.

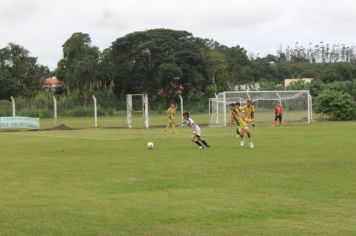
[177,112,210,149]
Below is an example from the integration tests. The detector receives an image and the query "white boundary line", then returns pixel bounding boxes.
[4,132,233,142]
[5,133,123,141]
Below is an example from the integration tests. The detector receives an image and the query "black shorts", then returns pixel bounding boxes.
[275,115,282,122]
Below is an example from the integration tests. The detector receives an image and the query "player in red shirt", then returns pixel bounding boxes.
[273,103,283,127]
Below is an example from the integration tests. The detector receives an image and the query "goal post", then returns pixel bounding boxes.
[209,90,312,127]
[127,94,149,128]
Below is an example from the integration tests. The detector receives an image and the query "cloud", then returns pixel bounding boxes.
[1,0,355,69]
[0,0,39,27]
[92,0,286,30]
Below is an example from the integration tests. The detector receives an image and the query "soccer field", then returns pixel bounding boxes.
[0,121,355,235]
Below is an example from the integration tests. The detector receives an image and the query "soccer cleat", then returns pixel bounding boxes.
[199,146,204,149]
[240,140,244,147]
[250,142,254,149]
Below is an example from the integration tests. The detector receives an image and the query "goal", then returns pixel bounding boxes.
[209,90,312,127]
[126,94,149,128]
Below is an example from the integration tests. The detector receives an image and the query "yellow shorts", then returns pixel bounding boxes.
[238,120,247,128]
[245,118,254,124]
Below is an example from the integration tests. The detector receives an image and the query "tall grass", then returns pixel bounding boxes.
[9,88,209,119]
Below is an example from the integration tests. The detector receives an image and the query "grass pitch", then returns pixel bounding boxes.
[0,120,355,235]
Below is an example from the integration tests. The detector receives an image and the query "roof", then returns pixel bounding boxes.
[42,77,63,86]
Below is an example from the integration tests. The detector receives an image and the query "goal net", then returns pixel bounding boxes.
[126,94,149,128]
[209,90,312,127]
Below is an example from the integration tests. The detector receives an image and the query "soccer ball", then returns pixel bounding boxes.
[147,142,154,149]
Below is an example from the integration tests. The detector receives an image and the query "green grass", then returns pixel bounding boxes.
[0,119,355,235]
[37,111,310,129]
[38,113,211,129]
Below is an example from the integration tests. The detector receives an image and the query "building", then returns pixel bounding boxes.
[42,76,63,92]
[284,78,313,88]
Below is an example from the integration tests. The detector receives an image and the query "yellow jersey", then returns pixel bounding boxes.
[167,107,176,120]
[230,108,246,127]
[241,105,255,120]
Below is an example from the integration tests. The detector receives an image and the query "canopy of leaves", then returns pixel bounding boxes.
[1,29,356,120]
[316,89,356,120]
[0,43,49,99]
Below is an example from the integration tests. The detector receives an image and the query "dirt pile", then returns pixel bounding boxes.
[47,124,73,130]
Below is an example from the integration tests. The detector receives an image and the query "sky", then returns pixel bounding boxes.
[1,0,355,70]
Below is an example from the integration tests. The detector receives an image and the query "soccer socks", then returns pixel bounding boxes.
[165,122,177,134]
[195,140,210,148]
[201,140,210,148]
[171,122,177,133]
[239,135,244,146]
[195,141,203,147]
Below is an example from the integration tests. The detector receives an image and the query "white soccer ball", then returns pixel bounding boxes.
[147,142,154,149]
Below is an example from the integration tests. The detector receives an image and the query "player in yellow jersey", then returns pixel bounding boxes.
[241,100,256,130]
[229,102,254,148]
[164,104,177,134]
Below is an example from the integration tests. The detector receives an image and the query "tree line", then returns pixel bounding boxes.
[0,29,355,119]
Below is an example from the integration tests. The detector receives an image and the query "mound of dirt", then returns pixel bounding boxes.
[47,123,73,131]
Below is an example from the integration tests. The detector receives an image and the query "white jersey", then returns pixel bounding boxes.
[184,118,201,136]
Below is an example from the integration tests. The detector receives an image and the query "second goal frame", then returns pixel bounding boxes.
[126,94,149,128]
[209,90,313,127]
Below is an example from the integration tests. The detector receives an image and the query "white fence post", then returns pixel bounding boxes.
[53,96,58,125]
[127,94,133,128]
[308,93,313,123]
[215,94,219,125]
[92,95,98,128]
[223,92,227,126]
[310,95,313,122]
[144,94,149,128]
[178,95,184,121]
[10,96,16,117]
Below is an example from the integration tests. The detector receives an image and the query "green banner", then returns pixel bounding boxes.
[0,117,40,129]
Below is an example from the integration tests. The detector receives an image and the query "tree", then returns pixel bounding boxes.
[110,29,208,97]
[225,45,250,85]
[98,48,115,86]
[286,80,310,90]
[315,89,356,120]
[201,49,229,95]
[319,63,354,83]
[0,43,49,99]
[251,58,279,82]
[56,33,100,93]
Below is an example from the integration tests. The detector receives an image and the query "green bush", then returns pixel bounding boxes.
[63,106,93,117]
[315,89,356,120]
[7,90,211,118]
[0,100,12,116]
[286,80,310,90]
[18,108,52,118]
[259,80,284,90]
